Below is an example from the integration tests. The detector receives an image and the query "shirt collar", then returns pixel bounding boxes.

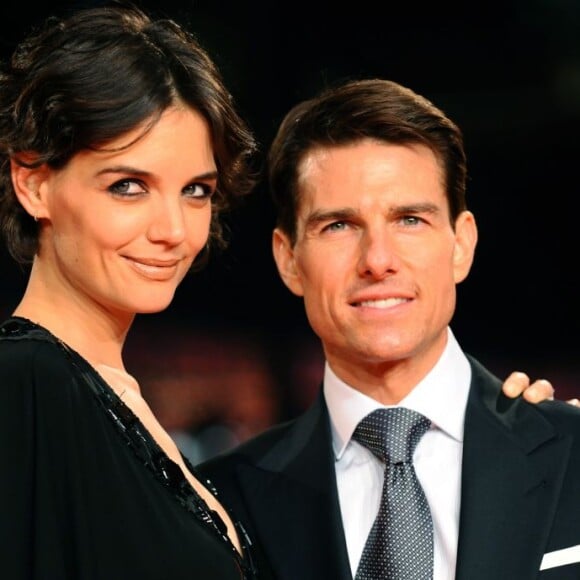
[324,327,471,459]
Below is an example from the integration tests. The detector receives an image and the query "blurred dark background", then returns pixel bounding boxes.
[1,0,578,461]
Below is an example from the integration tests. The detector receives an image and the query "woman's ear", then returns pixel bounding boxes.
[272,228,305,297]
[10,156,50,221]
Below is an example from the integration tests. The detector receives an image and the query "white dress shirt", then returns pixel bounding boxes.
[324,327,471,580]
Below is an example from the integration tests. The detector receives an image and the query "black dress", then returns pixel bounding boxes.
[0,317,257,579]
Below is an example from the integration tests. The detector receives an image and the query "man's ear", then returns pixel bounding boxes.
[453,210,478,283]
[10,156,50,221]
[272,227,305,297]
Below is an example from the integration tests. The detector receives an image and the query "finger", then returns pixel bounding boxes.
[567,398,580,407]
[502,371,531,398]
[522,379,555,403]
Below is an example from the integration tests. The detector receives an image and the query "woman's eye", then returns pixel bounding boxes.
[184,182,214,199]
[108,179,146,197]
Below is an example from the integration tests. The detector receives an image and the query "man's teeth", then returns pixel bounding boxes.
[359,297,407,308]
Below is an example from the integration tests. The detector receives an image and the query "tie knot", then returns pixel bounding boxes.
[353,407,430,464]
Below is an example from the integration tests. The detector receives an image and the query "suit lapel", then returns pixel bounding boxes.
[456,357,573,580]
[236,391,352,580]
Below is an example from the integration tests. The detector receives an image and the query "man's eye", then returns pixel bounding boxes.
[324,221,347,232]
[401,216,422,226]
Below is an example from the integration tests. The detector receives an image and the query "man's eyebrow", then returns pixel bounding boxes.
[305,203,440,222]
[303,208,357,228]
[390,202,440,215]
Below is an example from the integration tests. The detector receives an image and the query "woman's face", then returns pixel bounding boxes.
[35,106,217,318]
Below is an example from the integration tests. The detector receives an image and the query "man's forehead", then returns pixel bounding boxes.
[296,140,443,206]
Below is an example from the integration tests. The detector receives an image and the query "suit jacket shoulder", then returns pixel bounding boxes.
[198,390,353,580]
[457,355,580,579]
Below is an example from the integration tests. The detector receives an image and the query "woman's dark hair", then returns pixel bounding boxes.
[0,2,257,264]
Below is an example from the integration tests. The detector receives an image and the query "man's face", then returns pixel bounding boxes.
[272,139,477,390]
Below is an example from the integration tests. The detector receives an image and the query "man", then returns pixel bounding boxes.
[199,79,580,579]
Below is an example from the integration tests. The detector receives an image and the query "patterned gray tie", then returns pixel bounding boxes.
[353,407,433,580]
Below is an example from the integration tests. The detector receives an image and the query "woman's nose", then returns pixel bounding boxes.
[147,196,186,245]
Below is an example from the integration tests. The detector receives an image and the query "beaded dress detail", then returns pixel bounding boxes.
[0,317,257,579]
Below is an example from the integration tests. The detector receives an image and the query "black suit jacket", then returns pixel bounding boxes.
[199,356,580,579]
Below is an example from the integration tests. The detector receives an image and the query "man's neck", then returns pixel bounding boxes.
[324,330,450,405]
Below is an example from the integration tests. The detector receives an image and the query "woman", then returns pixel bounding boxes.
[0,3,258,578]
